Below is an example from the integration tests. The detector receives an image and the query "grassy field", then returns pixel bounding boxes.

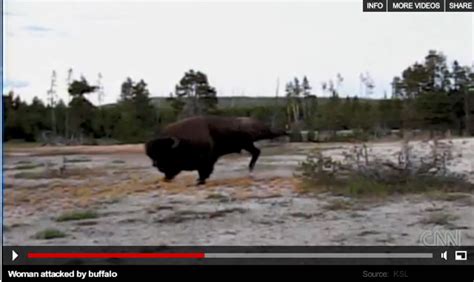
[2,139,473,246]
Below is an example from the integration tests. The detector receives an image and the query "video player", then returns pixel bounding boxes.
[2,0,473,280]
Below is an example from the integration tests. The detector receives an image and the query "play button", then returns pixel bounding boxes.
[12,250,18,261]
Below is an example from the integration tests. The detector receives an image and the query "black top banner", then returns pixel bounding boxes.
[364,0,474,12]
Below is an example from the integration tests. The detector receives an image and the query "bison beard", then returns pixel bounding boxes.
[145,116,287,185]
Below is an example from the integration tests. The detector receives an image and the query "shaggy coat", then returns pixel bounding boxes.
[145,116,287,184]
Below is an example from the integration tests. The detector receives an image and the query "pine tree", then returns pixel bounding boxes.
[451,60,472,135]
[115,77,156,142]
[285,78,303,127]
[120,77,134,102]
[172,70,218,118]
[301,76,317,128]
[392,50,454,132]
[68,76,98,140]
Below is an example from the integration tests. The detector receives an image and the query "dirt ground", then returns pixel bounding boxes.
[3,139,474,246]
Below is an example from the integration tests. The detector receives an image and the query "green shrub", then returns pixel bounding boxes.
[297,144,474,197]
[56,210,98,222]
[289,128,303,142]
[33,228,67,239]
[307,130,317,142]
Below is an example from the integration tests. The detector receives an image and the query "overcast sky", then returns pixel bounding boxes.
[3,0,473,104]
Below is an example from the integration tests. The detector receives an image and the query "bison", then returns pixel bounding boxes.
[145,116,287,185]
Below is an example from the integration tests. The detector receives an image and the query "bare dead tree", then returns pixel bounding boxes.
[47,70,58,135]
[96,72,105,106]
[272,77,280,129]
[65,68,73,140]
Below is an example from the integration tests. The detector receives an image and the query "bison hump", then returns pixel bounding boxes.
[162,116,212,146]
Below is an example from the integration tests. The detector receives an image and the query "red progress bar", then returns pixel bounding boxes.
[28,253,205,259]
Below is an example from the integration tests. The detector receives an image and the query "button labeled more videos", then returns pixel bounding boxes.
[454,251,467,261]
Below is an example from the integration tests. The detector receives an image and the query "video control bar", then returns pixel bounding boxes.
[3,246,473,265]
[363,0,474,12]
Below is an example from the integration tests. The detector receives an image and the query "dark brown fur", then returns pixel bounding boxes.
[145,116,287,185]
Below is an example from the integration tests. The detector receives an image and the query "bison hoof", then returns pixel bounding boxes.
[196,179,206,185]
[162,177,172,183]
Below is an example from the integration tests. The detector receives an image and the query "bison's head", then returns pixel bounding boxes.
[144,137,180,171]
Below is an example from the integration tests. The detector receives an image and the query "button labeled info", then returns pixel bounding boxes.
[364,0,388,11]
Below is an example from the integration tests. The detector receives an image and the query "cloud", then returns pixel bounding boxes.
[23,25,53,33]
[4,11,19,17]
[4,79,30,89]
[4,1,472,104]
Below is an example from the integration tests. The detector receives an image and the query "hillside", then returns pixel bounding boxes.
[148,96,379,109]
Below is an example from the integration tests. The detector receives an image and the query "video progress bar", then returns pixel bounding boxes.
[205,253,433,259]
[27,253,434,259]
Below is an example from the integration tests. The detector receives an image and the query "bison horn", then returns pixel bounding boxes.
[170,137,180,149]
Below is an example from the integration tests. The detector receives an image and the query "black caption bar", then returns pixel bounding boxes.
[364,0,474,12]
[3,265,474,282]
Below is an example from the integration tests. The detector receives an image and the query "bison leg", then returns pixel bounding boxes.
[245,143,261,172]
[163,170,180,182]
[197,161,216,185]
[197,168,212,185]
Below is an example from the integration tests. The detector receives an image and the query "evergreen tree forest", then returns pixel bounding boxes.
[4,51,474,144]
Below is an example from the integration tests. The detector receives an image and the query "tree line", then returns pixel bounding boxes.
[3,50,473,144]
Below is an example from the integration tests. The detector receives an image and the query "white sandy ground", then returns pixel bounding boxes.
[2,138,474,246]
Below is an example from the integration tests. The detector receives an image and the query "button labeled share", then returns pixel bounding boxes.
[446,0,474,11]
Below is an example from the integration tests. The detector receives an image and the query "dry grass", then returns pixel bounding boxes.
[5,172,297,216]
[206,177,255,188]
[14,163,43,170]
[16,160,33,164]
[155,208,247,224]
[5,144,144,157]
[65,157,91,163]
[206,193,231,201]
[324,199,353,210]
[427,192,472,202]
[14,167,103,180]
[4,142,42,150]
[420,212,459,226]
